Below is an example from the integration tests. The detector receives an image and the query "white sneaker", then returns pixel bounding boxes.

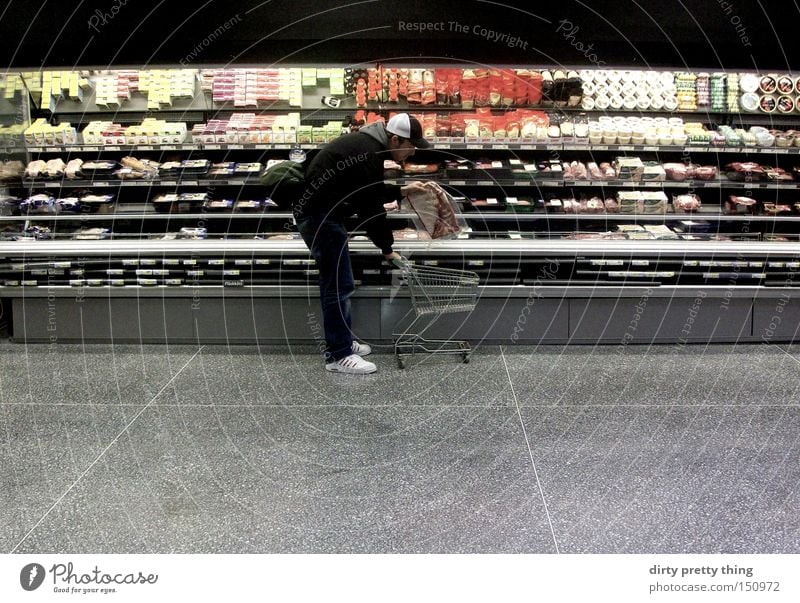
[326,354,377,375]
[352,341,372,356]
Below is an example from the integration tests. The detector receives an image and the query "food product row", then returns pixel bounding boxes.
[3,154,800,190]
[396,157,798,182]
[2,188,796,218]
[13,157,266,180]
[5,67,800,113]
[11,113,800,149]
[463,193,798,216]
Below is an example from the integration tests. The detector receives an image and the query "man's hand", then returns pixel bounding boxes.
[384,251,402,262]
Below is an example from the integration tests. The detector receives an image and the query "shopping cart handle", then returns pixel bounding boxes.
[391,256,411,270]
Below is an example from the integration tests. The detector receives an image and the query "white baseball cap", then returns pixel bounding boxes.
[385,113,431,148]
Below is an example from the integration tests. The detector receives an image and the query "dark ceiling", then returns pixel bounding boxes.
[1,0,797,70]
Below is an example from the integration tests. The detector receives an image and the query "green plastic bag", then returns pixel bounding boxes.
[260,161,305,209]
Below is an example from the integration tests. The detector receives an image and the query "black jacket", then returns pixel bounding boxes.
[293,123,402,254]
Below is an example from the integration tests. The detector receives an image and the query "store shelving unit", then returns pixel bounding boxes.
[2,65,800,343]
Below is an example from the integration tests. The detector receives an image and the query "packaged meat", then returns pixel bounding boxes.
[763,202,792,215]
[571,161,588,180]
[121,156,159,175]
[544,198,564,212]
[25,160,47,179]
[181,159,211,174]
[234,162,263,175]
[405,182,463,239]
[20,194,56,214]
[599,162,616,180]
[65,158,84,179]
[724,162,763,181]
[579,197,605,213]
[724,195,758,214]
[234,200,265,212]
[403,162,440,174]
[562,198,579,213]
[45,158,66,178]
[663,162,689,181]
[0,160,24,181]
[561,162,575,179]
[693,165,718,180]
[604,198,619,213]
[673,194,702,213]
[587,162,603,180]
[207,162,235,178]
[80,161,118,178]
[80,194,115,213]
[55,197,81,214]
[203,199,235,212]
[73,227,111,240]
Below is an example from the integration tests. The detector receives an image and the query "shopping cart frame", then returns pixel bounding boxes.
[393,263,480,369]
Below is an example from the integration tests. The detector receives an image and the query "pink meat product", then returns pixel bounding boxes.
[599,162,616,179]
[562,162,575,179]
[579,197,605,214]
[693,166,718,180]
[587,162,603,180]
[562,198,579,213]
[663,163,689,181]
[672,194,702,212]
[724,162,763,181]
[725,195,758,215]
[604,198,619,213]
[572,161,588,180]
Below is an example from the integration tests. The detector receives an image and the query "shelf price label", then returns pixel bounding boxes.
[139,145,153,150]
[228,144,243,149]
[205,144,220,150]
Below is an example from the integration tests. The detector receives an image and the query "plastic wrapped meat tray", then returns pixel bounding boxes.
[404,183,465,239]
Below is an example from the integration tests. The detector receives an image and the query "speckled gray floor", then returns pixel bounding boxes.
[2,342,799,553]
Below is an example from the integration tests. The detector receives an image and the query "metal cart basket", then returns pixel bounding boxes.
[393,262,480,369]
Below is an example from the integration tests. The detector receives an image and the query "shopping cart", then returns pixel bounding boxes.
[393,261,480,369]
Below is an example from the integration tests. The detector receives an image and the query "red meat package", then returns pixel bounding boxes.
[405,182,465,239]
[488,69,503,106]
[447,69,462,105]
[473,69,490,107]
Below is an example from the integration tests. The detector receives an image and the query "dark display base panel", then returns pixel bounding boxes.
[8,290,796,345]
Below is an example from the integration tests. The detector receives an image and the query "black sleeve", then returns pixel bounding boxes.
[357,153,396,255]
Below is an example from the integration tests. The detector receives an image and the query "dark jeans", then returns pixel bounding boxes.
[297,216,354,363]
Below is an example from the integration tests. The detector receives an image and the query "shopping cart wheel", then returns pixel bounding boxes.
[397,356,406,369]
[462,352,470,364]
